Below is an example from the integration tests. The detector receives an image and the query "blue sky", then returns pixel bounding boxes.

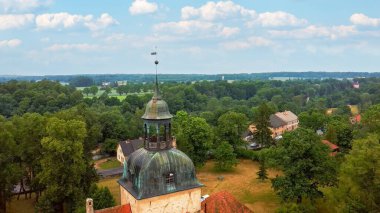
[0,0,380,75]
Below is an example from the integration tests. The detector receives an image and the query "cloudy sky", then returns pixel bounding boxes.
[1,0,380,75]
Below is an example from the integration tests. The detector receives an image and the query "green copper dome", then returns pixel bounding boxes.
[119,148,203,200]
[141,76,173,120]
[141,98,173,120]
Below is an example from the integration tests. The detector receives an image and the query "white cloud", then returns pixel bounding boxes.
[219,26,240,37]
[221,36,273,50]
[181,1,255,21]
[84,13,118,31]
[350,13,380,27]
[249,11,307,27]
[0,39,22,48]
[269,25,357,39]
[154,20,218,35]
[0,14,34,30]
[35,13,92,29]
[129,0,157,15]
[0,0,52,13]
[35,13,117,31]
[46,43,99,52]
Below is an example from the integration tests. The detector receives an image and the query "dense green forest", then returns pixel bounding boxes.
[0,77,380,212]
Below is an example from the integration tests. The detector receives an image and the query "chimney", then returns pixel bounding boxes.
[86,198,94,213]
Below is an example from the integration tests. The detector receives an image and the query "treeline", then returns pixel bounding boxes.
[2,72,380,84]
[1,78,380,212]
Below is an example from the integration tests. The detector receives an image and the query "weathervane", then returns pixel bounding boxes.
[151,47,160,98]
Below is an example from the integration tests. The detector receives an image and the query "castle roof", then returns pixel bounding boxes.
[95,204,132,213]
[201,191,253,213]
[119,147,203,200]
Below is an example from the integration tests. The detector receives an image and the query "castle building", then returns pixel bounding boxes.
[88,56,253,213]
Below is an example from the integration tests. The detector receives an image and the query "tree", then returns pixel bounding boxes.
[89,86,98,96]
[11,113,47,200]
[362,104,380,133]
[270,128,337,204]
[0,117,21,212]
[82,88,90,97]
[217,112,247,151]
[252,102,274,147]
[102,138,119,156]
[325,125,338,144]
[256,161,268,181]
[88,184,115,210]
[69,76,94,87]
[326,119,353,152]
[36,117,88,212]
[214,141,238,171]
[298,111,327,132]
[173,111,213,167]
[334,134,380,212]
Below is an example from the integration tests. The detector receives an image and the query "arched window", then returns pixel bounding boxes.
[165,172,175,191]
[166,172,175,184]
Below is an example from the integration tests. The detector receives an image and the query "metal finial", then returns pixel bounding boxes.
[151,47,160,99]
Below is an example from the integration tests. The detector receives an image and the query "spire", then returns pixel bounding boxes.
[151,47,161,99]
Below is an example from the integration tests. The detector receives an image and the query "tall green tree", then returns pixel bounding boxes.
[252,102,274,147]
[256,162,268,181]
[298,111,327,131]
[334,134,380,212]
[217,112,247,150]
[89,86,98,96]
[214,141,238,171]
[11,113,47,199]
[0,117,21,213]
[173,111,213,167]
[362,104,380,133]
[88,184,116,210]
[36,117,88,212]
[270,128,337,204]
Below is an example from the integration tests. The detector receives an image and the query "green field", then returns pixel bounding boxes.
[99,159,122,170]
[79,86,152,101]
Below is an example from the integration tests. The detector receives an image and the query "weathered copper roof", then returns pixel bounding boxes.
[119,147,203,200]
[141,78,172,120]
[141,98,172,120]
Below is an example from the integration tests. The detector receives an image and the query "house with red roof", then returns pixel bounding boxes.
[322,140,339,156]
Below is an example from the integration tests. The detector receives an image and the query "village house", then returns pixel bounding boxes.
[116,139,143,164]
[322,140,339,156]
[269,110,299,137]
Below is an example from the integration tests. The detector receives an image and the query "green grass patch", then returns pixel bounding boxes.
[99,159,121,170]
[98,177,121,205]
[240,190,279,204]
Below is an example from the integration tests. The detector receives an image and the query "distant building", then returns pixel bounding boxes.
[350,114,361,124]
[116,139,144,164]
[101,82,111,88]
[116,81,127,86]
[353,81,360,89]
[322,140,339,156]
[269,111,299,137]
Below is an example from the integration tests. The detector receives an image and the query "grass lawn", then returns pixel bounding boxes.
[99,159,122,170]
[7,194,36,213]
[98,178,121,205]
[99,159,281,213]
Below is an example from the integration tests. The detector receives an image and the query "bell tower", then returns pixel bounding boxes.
[118,49,203,213]
[141,50,173,151]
